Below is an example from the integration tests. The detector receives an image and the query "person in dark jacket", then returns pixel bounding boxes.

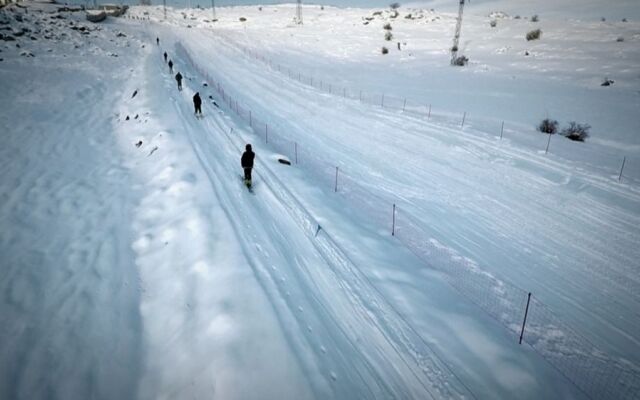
[175,72,183,90]
[168,59,173,73]
[193,92,202,116]
[241,144,255,185]
[163,51,167,63]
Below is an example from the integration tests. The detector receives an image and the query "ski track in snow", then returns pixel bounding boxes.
[170,47,475,399]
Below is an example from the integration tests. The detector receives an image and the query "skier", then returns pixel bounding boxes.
[175,72,183,90]
[241,144,255,187]
[168,59,173,73]
[163,51,167,63]
[193,92,202,116]
[156,37,159,46]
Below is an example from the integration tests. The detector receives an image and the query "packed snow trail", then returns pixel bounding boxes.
[166,23,640,369]
[161,40,479,399]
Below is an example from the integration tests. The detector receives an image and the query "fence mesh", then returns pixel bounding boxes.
[176,41,640,400]
[227,33,637,183]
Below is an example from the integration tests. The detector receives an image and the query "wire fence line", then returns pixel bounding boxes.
[175,41,640,400]
[211,32,637,185]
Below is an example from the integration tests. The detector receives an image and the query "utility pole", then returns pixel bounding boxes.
[211,0,216,20]
[163,0,166,19]
[450,0,466,65]
[296,0,303,25]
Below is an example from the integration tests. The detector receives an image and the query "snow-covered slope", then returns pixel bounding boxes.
[1,1,639,399]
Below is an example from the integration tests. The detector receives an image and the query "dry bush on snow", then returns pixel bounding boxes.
[452,55,468,66]
[562,122,590,142]
[385,31,393,41]
[526,29,542,41]
[538,118,558,134]
[381,46,389,54]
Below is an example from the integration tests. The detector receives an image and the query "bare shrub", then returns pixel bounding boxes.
[538,118,558,134]
[616,36,624,42]
[385,31,393,41]
[452,55,468,66]
[490,20,497,27]
[381,46,389,54]
[383,22,392,30]
[531,14,539,22]
[239,17,247,22]
[526,29,542,41]
[562,122,590,142]
[390,2,400,9]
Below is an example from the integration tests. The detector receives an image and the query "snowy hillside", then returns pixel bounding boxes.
[1,1,639,399]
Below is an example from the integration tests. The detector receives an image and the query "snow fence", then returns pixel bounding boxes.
[175,41,640,400]
[217,31,637,185]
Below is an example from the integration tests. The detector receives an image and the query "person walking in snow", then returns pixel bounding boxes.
[241,144,255,186]
[168,59,173,73]
[175,72,183,91]
[163,51,167,63]
[193,92,202,116]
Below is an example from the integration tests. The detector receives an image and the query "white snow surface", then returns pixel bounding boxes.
[1,1,639,399]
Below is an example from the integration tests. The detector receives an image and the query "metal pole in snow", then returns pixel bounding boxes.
[500,121,504,140]
[619,157,626,182]
[334,167,339,192]
[392,204,396,236]
[519,293,532,344]
[461,111,466,128]
[428,104,431,120]
[294,142,298,164]
[381,94,385,108]
[545,133,552,154]
[403,98,407,112]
